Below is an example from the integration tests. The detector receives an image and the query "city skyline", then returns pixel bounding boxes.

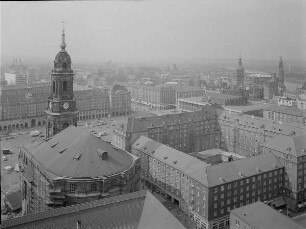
[1,0,306,64]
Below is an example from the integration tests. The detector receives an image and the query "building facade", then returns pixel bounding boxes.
[112,107,221,153]
[131,136,285,229]
[114,105,306,158]
[262,104,306,126]
[262,134,306,211]
[19,126,140,215]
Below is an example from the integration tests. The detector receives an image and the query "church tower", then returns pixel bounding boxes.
[45,24,78,138]
[277,56,284,83]
[236,54,245,87]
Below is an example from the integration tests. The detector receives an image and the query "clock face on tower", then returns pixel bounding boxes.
[63,102,69,110]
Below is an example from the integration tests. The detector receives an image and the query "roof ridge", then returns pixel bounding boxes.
[2,190,148,228]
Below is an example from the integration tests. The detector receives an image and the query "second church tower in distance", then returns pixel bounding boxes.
[45,24,78,138]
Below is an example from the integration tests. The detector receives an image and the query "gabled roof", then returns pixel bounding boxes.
[2,191,186,229]
[205,153,283,187]
[231,201,304,229]
[23,126,135,178]
[133,136,283,187]
[262,134,306,157]
[132,136,209,185]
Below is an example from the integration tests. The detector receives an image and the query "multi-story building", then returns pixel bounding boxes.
[262,134,306,211]
[19,126,140,215]
[132,136,285,229]
[0,83,131,132]
[176,87,203,108]
[262,103,306,126]
[296,93,306,110]
[230,201,304,229]
[112,106,221,153]
[202,91,247,106]
[109,84,131,116]
[115,104,306,158]
[297,81,306,95]
[263,57,286,100]
[218,111,306,157]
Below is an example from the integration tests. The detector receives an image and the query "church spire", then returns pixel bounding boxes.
[60,21,66,50]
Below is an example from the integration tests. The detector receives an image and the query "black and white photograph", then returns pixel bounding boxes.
[1,0,306,228]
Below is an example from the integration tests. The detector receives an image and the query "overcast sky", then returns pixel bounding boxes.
[1,0,305,64]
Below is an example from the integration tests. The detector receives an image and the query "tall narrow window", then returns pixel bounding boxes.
[53,81,55,93]
[63,81,67,92]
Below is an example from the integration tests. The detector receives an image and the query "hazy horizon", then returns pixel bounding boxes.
[1,0,306,64]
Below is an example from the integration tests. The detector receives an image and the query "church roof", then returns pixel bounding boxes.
[23,126,135,178]
[1,191,186,229]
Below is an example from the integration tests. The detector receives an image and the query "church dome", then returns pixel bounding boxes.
[54,50,71,70]
[53,26,72,71]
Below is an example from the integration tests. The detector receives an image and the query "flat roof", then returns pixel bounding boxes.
[231,201,304,229]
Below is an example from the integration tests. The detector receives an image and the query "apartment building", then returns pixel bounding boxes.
[132,136,285,229]
[262,134,306,211]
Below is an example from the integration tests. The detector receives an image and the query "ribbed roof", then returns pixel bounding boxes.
[2,191,186,229]
[24,126,134,178]
[262,134,306,157]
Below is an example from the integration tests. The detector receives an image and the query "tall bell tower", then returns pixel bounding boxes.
[45,23,78,138]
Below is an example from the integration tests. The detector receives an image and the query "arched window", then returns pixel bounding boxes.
[63,81,67,92]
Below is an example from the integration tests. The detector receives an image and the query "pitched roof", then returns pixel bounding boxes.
[262,134,306,157]
[132,136,209,185]
[205,153,283,187]
[23,126,135,178]
[231,201,304,229]
[133,136,283,187]
[2,191,186,229]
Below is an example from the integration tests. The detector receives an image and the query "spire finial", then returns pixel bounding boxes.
[60,21,66,50]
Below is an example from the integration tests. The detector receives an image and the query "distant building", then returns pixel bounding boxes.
[296,93,306,110]
[2,191,186,229]
[15,73,27,85]
[262,103,306,126]
[262,134,306,211]
[263,57,286,100]
[132,136,285,229]
[176,87,203,108]
[112,107,221,153]
[202,91,247,106]
[230,201,304,229]
[297,81,306,95]
[117,82,177,110]
[236,56,245,88]
[19,126,140,215]
[113,105,306,157]
[4,73,16,85]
